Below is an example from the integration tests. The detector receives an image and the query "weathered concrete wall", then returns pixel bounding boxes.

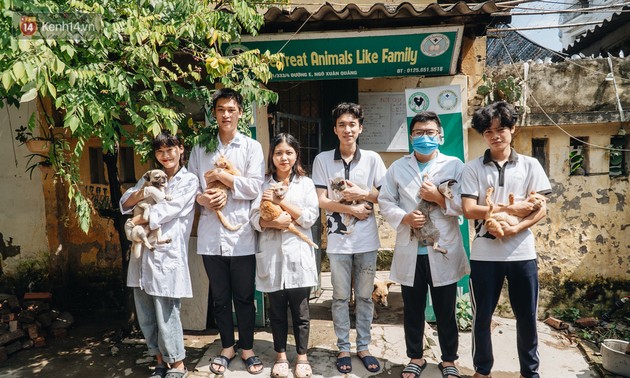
[471,57,630,307]
[0,101,49,274]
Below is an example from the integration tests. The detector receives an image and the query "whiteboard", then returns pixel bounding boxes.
[358,92,409,152]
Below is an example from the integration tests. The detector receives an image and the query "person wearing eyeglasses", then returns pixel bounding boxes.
[378,111,470,378]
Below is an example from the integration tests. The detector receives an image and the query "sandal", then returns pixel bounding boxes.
[438,363,461,378]
[271,358,290,378]
[164,368,189,378]
[242,355,264,375]
[358,354,381,373]
[209,354,236,375]
[336,355,352,374]
[149,365,168,378]
[401,360,427,378]
[294,360,312,378]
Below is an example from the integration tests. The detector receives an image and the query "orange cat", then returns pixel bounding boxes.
[259,180,319,249]
[204,155,242,231]
[484,187,547,237]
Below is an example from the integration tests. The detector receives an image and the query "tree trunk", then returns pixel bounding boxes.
[102,147,136,332]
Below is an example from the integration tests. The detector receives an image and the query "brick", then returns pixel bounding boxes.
[0,330,24,346]
[8,320,18,332]
[1,313,16,323]
[23,293,52,302]
[21,339,34,349]
[33,336,46,348]
[5,340,21,355]
[25,324,39,339]
[51,328,67,339]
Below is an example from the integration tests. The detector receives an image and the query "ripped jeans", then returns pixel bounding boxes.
[328,251,377,353]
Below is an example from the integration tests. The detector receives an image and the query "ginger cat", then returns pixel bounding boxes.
[484,187,547,237]
[259,180,319,249]
[204,155,242,231]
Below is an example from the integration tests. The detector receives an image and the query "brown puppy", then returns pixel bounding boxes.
[372,278,396,319]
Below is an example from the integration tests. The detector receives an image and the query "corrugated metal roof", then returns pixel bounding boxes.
[563,5,630,55]
[261,1,504,34]
[487,25,559,66]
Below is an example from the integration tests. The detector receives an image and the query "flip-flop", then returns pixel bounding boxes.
[437,363,461,378]
[164,368,189,378]
[209,354,236,375]
[242,355,264,375]
[149,365,168,378]
[358,354,381,373]
[336,355,352,374]
[401,360,427,378]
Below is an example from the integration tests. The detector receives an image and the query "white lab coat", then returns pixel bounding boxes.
[120,167,198,298]
[250,175,319,292]
[378,152,470,287]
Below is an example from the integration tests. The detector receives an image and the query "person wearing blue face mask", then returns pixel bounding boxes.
[379,111,469,378]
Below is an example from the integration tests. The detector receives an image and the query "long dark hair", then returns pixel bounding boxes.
[152,130,185,166]
[267,133,306,180]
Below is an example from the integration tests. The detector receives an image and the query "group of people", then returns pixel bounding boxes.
[120,87,551,378]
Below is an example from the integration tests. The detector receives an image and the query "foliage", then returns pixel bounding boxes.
[552,306,581,322]
[477,74,523,107]
[1,0,284,232]
[456,292,473,331]
[0,253,51,296]
[569,147,585,175]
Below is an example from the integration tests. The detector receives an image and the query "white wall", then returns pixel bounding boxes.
[0,100,49,273]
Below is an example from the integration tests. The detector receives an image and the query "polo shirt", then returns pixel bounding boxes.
[312,148,386,254]
[461,148,552,262]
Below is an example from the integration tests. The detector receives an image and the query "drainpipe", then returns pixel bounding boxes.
[521,62,529,126]
[606,55,625,123]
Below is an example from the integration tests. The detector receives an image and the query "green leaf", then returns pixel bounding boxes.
[2,70,13,91]
[47,81,57,99]
[20,87,37,103]
[12,61,25,81]
[66,115,80,133]
[68,71,77,86]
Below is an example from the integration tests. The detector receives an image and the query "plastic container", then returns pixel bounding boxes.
[600,339,630,377]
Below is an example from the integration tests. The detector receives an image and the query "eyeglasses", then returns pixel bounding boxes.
[411,129,439,137]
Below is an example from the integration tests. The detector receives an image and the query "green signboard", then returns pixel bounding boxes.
[227,26,463,81]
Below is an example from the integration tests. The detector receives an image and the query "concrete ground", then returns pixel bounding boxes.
[0,271,600,377]
[190,271,599,378]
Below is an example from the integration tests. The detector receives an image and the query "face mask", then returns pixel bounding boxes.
[412,135,440,155]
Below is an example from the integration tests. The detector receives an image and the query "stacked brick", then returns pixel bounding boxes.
[0,292,73,362]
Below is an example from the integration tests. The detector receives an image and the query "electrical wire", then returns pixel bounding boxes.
[497,36,630,152]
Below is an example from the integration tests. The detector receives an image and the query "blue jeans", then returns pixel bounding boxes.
[134,288,186,364]
[328,251,377,353]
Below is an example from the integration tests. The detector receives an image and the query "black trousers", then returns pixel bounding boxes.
[401,254,459,362]
[268,287,311,355]
[203,254,256,350]
[470,259,540,378]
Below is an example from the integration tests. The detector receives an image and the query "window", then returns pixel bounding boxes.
[569,137,588,176]
[609,135,627,177]
[118,146,137,183]
[89,147,107,184]
[532,138,549,175]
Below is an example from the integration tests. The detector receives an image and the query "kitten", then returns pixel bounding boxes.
[204,154,242,231]
[329,177,373,234]
[484,187,547,237]
[259,180,319,248]
[410,175,453,254]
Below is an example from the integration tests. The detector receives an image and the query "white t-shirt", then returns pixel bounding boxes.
[312,148,386,254]
[461,149,552,262]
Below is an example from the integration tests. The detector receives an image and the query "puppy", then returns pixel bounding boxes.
[349,277,396,320]
[372,279,396,319]
[125,169,173,259]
